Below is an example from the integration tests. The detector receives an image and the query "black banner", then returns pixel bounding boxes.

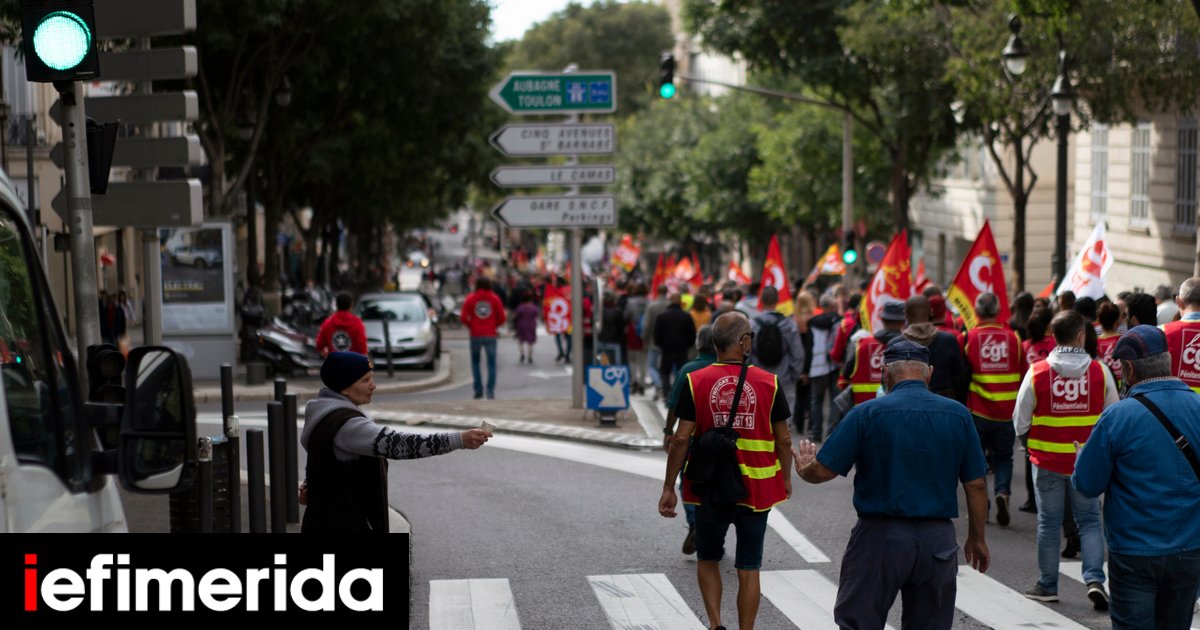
[6,535,409,626]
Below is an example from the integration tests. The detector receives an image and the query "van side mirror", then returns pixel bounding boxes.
[118,346,197,493]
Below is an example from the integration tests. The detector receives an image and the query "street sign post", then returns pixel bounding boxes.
[490,165,615,187]
[489,123,614,157]
[489,71,616,115]
[491,195,616,228]
[51,180,203,227]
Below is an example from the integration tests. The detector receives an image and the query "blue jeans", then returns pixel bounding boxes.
[974,417,1015,497]
[555,332,572,359]
[1032,465,1105,592]
[809,372,841,441]
[1108,549,1200,629]
[469,336,497,397]
[596,341,623,366]
[646,347,662,388]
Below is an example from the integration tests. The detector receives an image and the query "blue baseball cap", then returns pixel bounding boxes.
[880,300,907,322]
[1112,325,1168,361]
[883,338,931,364]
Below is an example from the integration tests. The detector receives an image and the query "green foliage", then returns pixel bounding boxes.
[506,1,673,117]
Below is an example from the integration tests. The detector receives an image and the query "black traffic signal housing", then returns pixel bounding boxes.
[86,343,125,403]
[86,117,118,194]
[658,51,676,99]
[842,232,859,266]
[20,0,101,83]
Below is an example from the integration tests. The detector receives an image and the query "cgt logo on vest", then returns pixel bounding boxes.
[1050,373,1090,413]
[867,345,885,380]
[979,332,1010,371]
[1180,330,1200,381]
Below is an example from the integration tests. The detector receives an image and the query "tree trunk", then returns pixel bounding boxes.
[1012,148,1027,293]
[263,196,282,292]
[890,146,911,234]
[303,221,319,286]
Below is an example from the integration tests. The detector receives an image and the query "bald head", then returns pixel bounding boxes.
[712,311,751,355]
[1180,278,1200,311]
[668,291,682,306]
[905,295,932,324]
[975,292,1000,320]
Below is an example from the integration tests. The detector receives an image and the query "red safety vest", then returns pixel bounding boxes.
[1028,360,1106,475]
[1096,333,1123,389]
[1022,337,1056,368]
[847,336,886,407]
[966,323,1024,421]
[681,363,788,512]
[1162,320,1200,394]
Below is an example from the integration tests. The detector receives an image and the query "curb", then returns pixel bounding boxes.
[192,352,454,405]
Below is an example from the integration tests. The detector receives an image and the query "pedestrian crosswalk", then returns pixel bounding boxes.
[426,565,1116,629]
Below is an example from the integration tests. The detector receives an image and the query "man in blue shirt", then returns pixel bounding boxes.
[1073,325,1200,628]
[793,339,989,629]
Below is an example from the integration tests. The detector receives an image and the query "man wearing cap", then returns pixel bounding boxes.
[1073,325,1200,627]
[301,351,492,533]
[793,339,990,629]
[842,300,907,407]
[1013,310,1118,608]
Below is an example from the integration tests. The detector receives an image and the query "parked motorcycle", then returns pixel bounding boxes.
[438,295,463,329]
[251,317,324,377]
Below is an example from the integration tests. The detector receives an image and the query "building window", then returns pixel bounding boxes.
[1178,118,1198,231]
[1091,123,1109,222]
[1130,121,1152,228]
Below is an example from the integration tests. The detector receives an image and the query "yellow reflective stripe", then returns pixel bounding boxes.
[850,384,877,392]
[971,373,1021,384]
[737,438,775,452]
[969,383,1018,401]
[739,461,782,479]
[1191,386,1200,396]
[1027,439,1080,454]
[1031,414,1099,427]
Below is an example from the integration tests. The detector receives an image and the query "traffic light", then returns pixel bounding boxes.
[658,52,676,99]
[21,0,100,83]
[842,233,858,265]
[86,344,125,403]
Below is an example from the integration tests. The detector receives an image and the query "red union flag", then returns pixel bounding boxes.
[860,230,913,333]
[543,283,571,334]
[610,234,641,273]
[649,253,666,296]
[757,235,794,315]
[1056,223,1112,300]
[947,221,1011,329]
[727,261,751,285]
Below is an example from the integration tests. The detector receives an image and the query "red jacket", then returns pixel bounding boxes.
[462,289,507,337]
[316,310,367,356]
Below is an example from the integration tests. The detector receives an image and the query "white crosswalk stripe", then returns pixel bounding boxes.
[760,569,895,629]
[429,578,521,630]
[587,573,704,629]
[954,566,1089,629]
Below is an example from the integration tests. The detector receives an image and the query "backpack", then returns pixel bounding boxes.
[755,312,787,368]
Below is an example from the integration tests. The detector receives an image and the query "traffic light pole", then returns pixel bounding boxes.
[842,112,855,290]
[138,36,164,345]
[55,80,101,386]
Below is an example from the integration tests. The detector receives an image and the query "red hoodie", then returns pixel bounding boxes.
[462,289,506,337]
[316,310,368,356]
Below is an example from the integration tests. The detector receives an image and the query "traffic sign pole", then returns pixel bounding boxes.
[56,80,101,385]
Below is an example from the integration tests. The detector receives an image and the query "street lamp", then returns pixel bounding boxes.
[1002,15,1029,77]
[1051,48,1073,283]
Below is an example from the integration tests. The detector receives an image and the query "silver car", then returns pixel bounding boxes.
[355,292,440,370]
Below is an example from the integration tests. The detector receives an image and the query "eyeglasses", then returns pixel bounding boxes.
[741,332,755,341]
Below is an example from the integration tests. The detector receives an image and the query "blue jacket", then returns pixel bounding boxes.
[1072,379,1200,556]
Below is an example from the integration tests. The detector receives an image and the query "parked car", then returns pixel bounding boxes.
[355,292,441,370]
[171,246,222,268]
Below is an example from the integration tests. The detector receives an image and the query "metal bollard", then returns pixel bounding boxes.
[267,401,286,533]
[284,394,300,523]
[274,378,287,404]
[246,429,267,533]
[198,437,214,533]
[383,319,395,378]
[226,415,242,533]
[220,363,234,421]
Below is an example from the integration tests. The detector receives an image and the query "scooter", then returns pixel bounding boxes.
[252,317,324,377]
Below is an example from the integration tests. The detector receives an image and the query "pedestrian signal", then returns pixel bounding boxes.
[21,1,100,83]
[659,52,676,99]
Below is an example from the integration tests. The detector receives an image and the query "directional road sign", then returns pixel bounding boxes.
[51,180,203,227]
[491,195,616,228]
[489,71,616,115]
[490,165,616,188]
[490,123,615,157]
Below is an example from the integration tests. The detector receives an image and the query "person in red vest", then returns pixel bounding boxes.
[1013,310,1117,609]
[316,293,368,357]
[964,293,1027,528]
[659,311,792,630]
[1095,301,1123,391]
[462,276,506,400]
[829,293,862,368]
[842,300,906,407]
[1160,277,1200,394]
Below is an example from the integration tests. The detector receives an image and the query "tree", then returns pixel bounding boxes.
[506,1,673,118]
[684,0,960,232]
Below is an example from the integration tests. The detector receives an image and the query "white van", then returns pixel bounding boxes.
[0,172,196,532]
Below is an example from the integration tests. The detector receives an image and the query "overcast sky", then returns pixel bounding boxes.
[491,0,599,42]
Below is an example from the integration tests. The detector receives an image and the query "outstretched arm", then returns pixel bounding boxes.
[792,439,837,484]
[334,417,491,459]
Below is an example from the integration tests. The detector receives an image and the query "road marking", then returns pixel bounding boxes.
[954,566,1088,629]
[767,511,832,563]
[429,578,521,630]
[588,573,703,629]
[761,570,894,629]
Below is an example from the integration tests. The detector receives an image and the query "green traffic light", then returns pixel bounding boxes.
[32,11,92,71]
[659,83,676,99]
[843,250,858,265]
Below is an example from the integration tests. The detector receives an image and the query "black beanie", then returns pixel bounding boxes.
[320,352,372,393]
